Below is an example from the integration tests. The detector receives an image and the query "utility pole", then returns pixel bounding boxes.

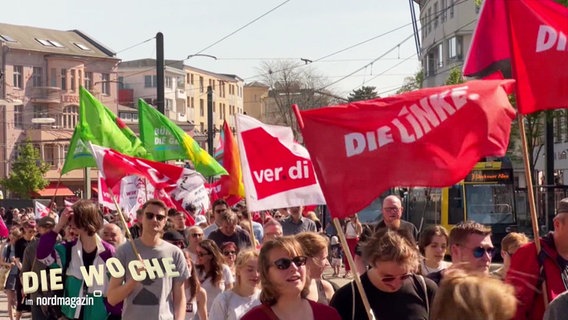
[156,32,165,114]
[207,86,214,156]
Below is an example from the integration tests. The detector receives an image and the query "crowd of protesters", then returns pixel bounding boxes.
[0,194,567,319]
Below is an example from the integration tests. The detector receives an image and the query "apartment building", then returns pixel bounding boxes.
[118,59,244,149]
[243,81,269,121]
[414,0,480,87]
[0,22,120,198]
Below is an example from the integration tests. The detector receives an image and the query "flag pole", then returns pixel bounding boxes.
[109,189,141,260]
[503,0,548,306]
[292,104,375,320]
[48,174,63,214]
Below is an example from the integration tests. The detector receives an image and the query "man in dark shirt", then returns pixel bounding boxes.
[374,195,418,243]
[208,210,252,251]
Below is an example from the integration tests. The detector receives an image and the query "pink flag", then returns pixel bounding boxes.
[0,218,8,238]
[235,114,325,212]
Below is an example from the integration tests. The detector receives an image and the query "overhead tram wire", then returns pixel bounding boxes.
[116,0,292,84]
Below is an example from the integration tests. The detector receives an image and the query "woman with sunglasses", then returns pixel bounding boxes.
[209,249,261,320]
[295,232,335,305]
[183,250,208,320]
[330,229,437,320]
[196,239,234,313]
[242,236,341,320]
[220,241,239,278]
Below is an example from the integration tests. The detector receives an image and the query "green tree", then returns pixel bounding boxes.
[347,86,378,102]
[445,67,464,85]
[397,69,424,94]
[0,140,50,199]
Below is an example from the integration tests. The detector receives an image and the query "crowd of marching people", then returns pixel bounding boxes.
[0,195,567,319]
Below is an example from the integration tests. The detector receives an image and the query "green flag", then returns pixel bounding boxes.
[61,87,148,174]
[138,99,227,177]
[60,127,95,174]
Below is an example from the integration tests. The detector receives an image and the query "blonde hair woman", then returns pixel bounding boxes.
[241,237,340,320]
[209,250,261,320]
[296,232,335,304]
[431,269,516,320]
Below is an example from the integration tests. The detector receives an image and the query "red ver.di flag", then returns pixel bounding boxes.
[235,114,325,212]
[297,80,516,218]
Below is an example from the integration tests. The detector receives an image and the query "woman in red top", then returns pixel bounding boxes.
[241,236,341,320]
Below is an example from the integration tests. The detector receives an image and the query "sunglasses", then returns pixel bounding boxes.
[223,250,237,256]
[470,246,495,258]
[272,256,307,270]
[190,233,204,238]
[145,212,166,222]
[380,273,412,283]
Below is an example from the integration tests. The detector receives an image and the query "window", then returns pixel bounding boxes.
[32,67,42,87]
[165,76,173,89]
[61,69,67,90]
[44,144,56,166]
[450,0,455,18]
[144,75,157,88]
[49,40,64,48]
[33,105,49,128]
[14,105,23,129]
[448,36,463,60]
[78,70,83,88]
[200,99,204,116]
[426,51,436,77]
[74,42,91,51]
[13,65,23,89]
[165,99,173,111]
[438,43,444,68]
[191,97,194,108]
[0,34,16,42]
[62,105,78,129]
[84,72,92,90]
[434,2,439,29]
[428,7,432,33]
[118,76,125,89]
[50,68,57,87]
[441,0,447,23]
[35,38,52,46]
[101,73,110,95]
[70,69,76,91]
[190,74,194,85]
[200,122,204,133]
[199,77,204,93]
[35,38,64,47]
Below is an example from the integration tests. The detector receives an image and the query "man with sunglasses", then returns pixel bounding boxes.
[427,221,493,285]
[506,198,568,320]
[204,199,230,238]
[108,199,190,320]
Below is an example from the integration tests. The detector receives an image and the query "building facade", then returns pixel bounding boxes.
[243,81,269,121]
[415,0,480,87]
[0,23,120,198]
[117,59,245,149]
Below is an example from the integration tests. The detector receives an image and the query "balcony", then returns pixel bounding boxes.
[29,87,61,104]
[176,89,186,99]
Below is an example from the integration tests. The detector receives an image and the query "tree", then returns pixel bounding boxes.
[347,86,378,102]
[445,67,464,85]
[258,60,341,139]
[0,139,50,199]
[397,69,424,94]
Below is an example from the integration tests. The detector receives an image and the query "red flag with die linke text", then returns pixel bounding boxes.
[297,80,516,219]
[463,0,568,114]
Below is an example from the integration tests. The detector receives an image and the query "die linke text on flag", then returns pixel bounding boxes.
[88,143,213,224]
[463,0,568,114]
[296,80,516,218]
[235,114,325,212]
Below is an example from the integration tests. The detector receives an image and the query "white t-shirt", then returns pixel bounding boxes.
[199,264,235,312]
[420,259,451,275]
[208,290,261,320]
[184,286,198,320]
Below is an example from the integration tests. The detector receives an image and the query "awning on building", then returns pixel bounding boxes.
[34,184,75,197]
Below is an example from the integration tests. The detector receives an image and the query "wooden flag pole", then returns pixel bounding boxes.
[517,113,548,305]
[333,218,375,320]
[47,174,63,213]
[291,104,374,319]
[109,189,141,260]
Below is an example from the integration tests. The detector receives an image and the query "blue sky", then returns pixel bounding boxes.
[1,0,422,98]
